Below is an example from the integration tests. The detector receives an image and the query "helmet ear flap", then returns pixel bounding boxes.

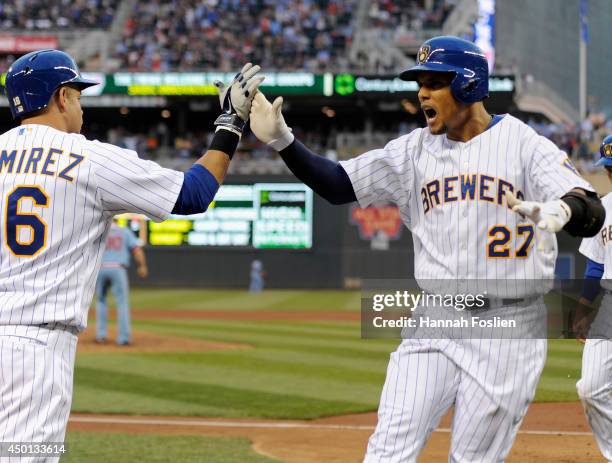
[462,79,479,93]
[454,78,483,104]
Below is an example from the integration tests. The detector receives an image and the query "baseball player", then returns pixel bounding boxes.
[573,135,612,462]
[0,49,263,457]
[249,36,605,461]
[249,259,265,293]
[95,220,148,345]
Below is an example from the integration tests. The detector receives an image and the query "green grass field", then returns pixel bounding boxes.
[69,289,585,461]
[64,432,280,463]
[124,289,363,312]
[74,289,390,418]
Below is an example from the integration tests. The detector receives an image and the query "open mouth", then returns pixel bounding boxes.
[423,107,438,124]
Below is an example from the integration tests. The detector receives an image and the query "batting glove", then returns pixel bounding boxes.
[506,192,571,233]
[249,91,294,151]
[213,63,264,136]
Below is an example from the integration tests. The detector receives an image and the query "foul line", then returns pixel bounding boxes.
[69,416,592,436]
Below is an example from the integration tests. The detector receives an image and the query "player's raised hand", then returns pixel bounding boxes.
[249,91,294,151]
[506,192,571,233]
[213,63,264,122]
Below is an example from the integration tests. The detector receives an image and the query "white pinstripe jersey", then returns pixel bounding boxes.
[340,115,593,295]
[580,193,612,291]
[0,124,183,329]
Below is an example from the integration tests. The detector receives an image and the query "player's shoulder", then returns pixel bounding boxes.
[382,128,425,154]
[503,116,560,152]
[494,114,541,141]
[83,138,139,160]
[342,129,422,172]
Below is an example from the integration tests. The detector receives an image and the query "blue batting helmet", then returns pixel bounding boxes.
[595,135,612,167]
[399,36,489,104]
[5,49,98,119]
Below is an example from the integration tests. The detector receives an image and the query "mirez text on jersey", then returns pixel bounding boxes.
[0,147,84,182]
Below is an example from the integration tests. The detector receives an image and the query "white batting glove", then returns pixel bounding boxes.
[213,63,264,122]
[506,192,571,233]
[249,91,294,151]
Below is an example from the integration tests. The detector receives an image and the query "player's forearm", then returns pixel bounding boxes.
[196,151,230,183]
[133,247,147,269]
[248,92,354,205]
[279,139,357,205]
[172,129,240,215]
[580,258,604,302]
[195,130,239,183]
[561,188,605,237]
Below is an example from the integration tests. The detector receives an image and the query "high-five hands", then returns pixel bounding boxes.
[213,63,264,136]
[506,192,571,233]
[249,92,294,151]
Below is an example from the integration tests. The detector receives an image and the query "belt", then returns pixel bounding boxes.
[39,322,79,335]
[479,296,538,310]
[101,263,125,268]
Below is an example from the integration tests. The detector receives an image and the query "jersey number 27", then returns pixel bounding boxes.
[488,224,535,259]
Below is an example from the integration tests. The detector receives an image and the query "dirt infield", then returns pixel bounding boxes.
[78,328,249,353]
[68,402,606,462]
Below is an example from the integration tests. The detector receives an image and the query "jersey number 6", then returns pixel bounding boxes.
[5,185,49,258]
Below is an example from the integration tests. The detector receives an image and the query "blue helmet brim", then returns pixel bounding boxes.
[399,62,459,81]
[64,76,99,90]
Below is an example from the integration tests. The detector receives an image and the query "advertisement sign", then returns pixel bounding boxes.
[0,35,59,52]
[121,183,313,249]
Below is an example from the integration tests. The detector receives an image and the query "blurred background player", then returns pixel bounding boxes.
[574,135,612,462]
[248,36,605,462]
[95,219,148,345]
[249,259,266,293]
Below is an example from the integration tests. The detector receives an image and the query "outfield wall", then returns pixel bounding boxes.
[141,193,346,289]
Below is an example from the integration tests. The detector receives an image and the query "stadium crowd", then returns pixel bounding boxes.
[84,122,329,173]
[369,0,456,31]
[81,112,610,175]
[527,112,611,173]
[114,0,357,72]
[0,0,458,73]
[0,1,607,175]
[0,0,118,30]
